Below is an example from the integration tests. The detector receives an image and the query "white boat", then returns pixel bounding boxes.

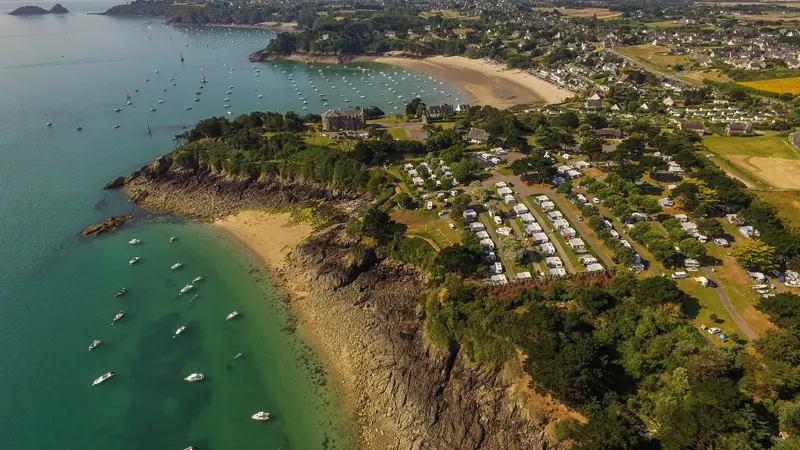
[185,106,192,111]
[114,107,122,113]
[115,288,127,298]
[171,263,182,270]
[226,311,239,321]
[75,126,82,131]
[112,125,120,129]
[158,100,164,104]
[129,256,140,265]
[129,239,141,245]
[150,108,157,112]
[92,372,115,386]
[183,447,197,450]
[175,325,186,336]
[88,339,102,351]
[251,411,270,421]
[180,284,193,294]
[170,236,177,242]
[234,353,242,359]
[126,101,132,106]
[192,276,202,283]
[112,310,125,323]
[46,121,52,126]
[184,372,204,382]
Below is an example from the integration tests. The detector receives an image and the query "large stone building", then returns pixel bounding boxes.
[321,108,365,131]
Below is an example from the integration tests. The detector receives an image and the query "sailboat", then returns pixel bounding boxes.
[146,118,152,137]
[180,52,184,62]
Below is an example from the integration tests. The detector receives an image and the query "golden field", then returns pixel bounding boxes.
[739,77,800,94]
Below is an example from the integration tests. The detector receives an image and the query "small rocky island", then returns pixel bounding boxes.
[9,4,69,15]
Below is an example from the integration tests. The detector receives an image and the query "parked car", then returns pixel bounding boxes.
[592,197,601,204]
[707,327,722,335]
[438,210,449,217]
[449,223,456,230]
[493,215,503,225]
[576,215,583,221]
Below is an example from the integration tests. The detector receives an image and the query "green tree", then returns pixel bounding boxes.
[698,218,724,238]
[499,234,526,263]
[362,206,394,244]
[452,158,478,183]
[469,181,489,204]
[405,98,426,117]
[679,238,707,259]
[732,239,777,272]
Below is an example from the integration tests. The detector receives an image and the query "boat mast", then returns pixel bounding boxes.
[146,118,152,137]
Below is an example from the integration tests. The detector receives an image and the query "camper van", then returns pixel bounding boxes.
[671,271,688,279]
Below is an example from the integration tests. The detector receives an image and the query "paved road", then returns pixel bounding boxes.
[516,195,577,273]
[701,267,759,340]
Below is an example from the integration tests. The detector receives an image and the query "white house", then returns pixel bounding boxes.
[659,198,674,207]
[545,256,563,268]
[476,231,490,240]
[561,227,577,238]
[517,271,532,281]
[463,209,477,222]
[469,222,486,232]
[567,169,582,179]
[480,238,495,250]
[726,214,743,225]
[490,274,508,285]
[713,238,730,247]
[569,238,587,253]
[575,194,588,204]
[531,232,549,244]
[408,169,419,177]
[525,224,543,235]
[497,227,513,236]
[513,204,529,215]
[490,262,504,274]
[412,177,425,187]
[495,181,507,189]
[539,242,556,255]
[553,219,570,230]
[586,263,604,272]
[674,214,688,222]
[685,258,701,269]
[534,195,550,205]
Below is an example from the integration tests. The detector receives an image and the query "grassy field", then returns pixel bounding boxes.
[533,7,622,19]
[388,127,409,140]
[740,77,800,94]
[390,209,460,249]
[644,20,684,29]
[755,190,800,230]
[615,44,693,71]
[452,28,474,35]
[675,278,743,345]
[703,132,800,189]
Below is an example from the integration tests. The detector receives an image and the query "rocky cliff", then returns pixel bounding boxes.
[120,156,560,450]
[9,4,68,15]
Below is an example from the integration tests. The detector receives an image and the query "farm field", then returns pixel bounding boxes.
[533,7,622,19]
[388,126,409,140]
[643,20,684,28]
[615,44,692,71]
[755,190,800,230]
[739,76,800,94]
[703,131,800,189]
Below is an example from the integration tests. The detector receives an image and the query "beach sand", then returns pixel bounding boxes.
[373,55,574,107]
[214,210,312,270]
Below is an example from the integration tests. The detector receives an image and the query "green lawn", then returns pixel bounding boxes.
[390,209,460,249]
[615,44,693,71]
[388,127,409,140]
[643,20,683,29]
[675,278,743,346]
[703,131,800,160]
[755,190,800,231]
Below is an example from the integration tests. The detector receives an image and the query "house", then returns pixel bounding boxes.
[525,223,543,234]
[469,222,486,232]
[569,238,587,253]
[630,212,649,222]
[534,195,550,205]
[408,169,419,177]
[595,128,622,139]
[580,255,598,265]
[584,92,604,110]
[672,271,688,279]
[573,160,591,169]
[494,181,507,189]
[466,127,490,144]
[545,256,563,268]
[567,169,582,179]
[549,268,568,277]
[695,276,710,287]
[748,271,767,283]
[681,222,698,233]
[321,108,366,131]
[575,194,588,204]
[493,147,509,155]
[667,164,686,176]
[726,122,754,136]
[678,121,707,136]
[540,242,556,255]
[497,227,513,236]
[658,198,674,207]
[427,103,454,118]
[463,209,477,222]
[504,195,517,205]
[586,263,604,272]
[739,226,759,238]
[561,227,577,238]
[531,233,550,244]
[547,211,563,221]
[553,219,570,230]
[513,204,529,215]
[490,274,508,285]
[713,238,730,247]
[497,187,513,196]
[520,213,536,224]
[541,201,556,212]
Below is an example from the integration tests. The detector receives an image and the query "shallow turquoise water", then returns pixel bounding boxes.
[0,7,463,448]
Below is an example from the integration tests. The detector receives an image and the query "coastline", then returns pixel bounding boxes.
[372,55,574,106]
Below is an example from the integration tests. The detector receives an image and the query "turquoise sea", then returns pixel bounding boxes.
[0,2,465,449]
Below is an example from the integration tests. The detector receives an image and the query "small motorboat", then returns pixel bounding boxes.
[174,326,186,337]
[46,121,52,126]
[170,236,177,242]
[150,108,157,112]
[75,126,82,131]
[183,447,197,450]
[185,106,192,111]
[234,353,242,359]
[126,101,132,106]
[129,239,141,245]
[194,98,200,102]
[112,310,125,324]
[180,284,193,294]
[112,125,120,129]
[92,372,115,386]
[184,372,204,382]
[226,311,239,321]
[88,339,102,351]
[115,288,127,298]
[192,276,202,283]
[114,107,122,113]
[158,100,164,104]
[129,256,140,265]
[171,263,182,270]
[251,411,270,421]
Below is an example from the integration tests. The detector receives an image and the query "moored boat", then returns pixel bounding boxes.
[129,256,140,265]
[171,263,182,270]
[170,236,177,242]
[112,310,125,323]
[128,239,140,245]
[184,372,204,382]
[92,372,115,386]
[226,311,239,321]
[180,284,193,294]
[88,339,102,351]
[251,411,270,421]
[175,325,186,337]
[192,276,202,283]
[115,288,127,298]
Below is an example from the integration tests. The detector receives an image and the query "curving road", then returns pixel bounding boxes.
[701,267,759,340]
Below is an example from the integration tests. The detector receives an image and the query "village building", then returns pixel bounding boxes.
[725,122,754,136]
[321,108,365,131]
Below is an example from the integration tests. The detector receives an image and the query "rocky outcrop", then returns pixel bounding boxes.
[277,229,559,450]
[122,158,367,220]
[50,4,68,13]
[9,4,68,15]
[103,176,126,189]
[249,50,376,64]
[81,213,132,236]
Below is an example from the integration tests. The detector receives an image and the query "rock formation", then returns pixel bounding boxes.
[81,213,132,236]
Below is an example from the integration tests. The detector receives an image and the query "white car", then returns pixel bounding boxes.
[427,201,433,210]
[707,327,722,335]
[592,197,601,204]
[449,223,456,230]
[493,215,503,225]
[438,210,449,216]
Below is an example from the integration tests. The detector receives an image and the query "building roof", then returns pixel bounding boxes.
[680,121,705,130]
[322,108,362,118]
[466,127,490,141]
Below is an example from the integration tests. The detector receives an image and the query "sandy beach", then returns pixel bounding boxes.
[373,55,574,107]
